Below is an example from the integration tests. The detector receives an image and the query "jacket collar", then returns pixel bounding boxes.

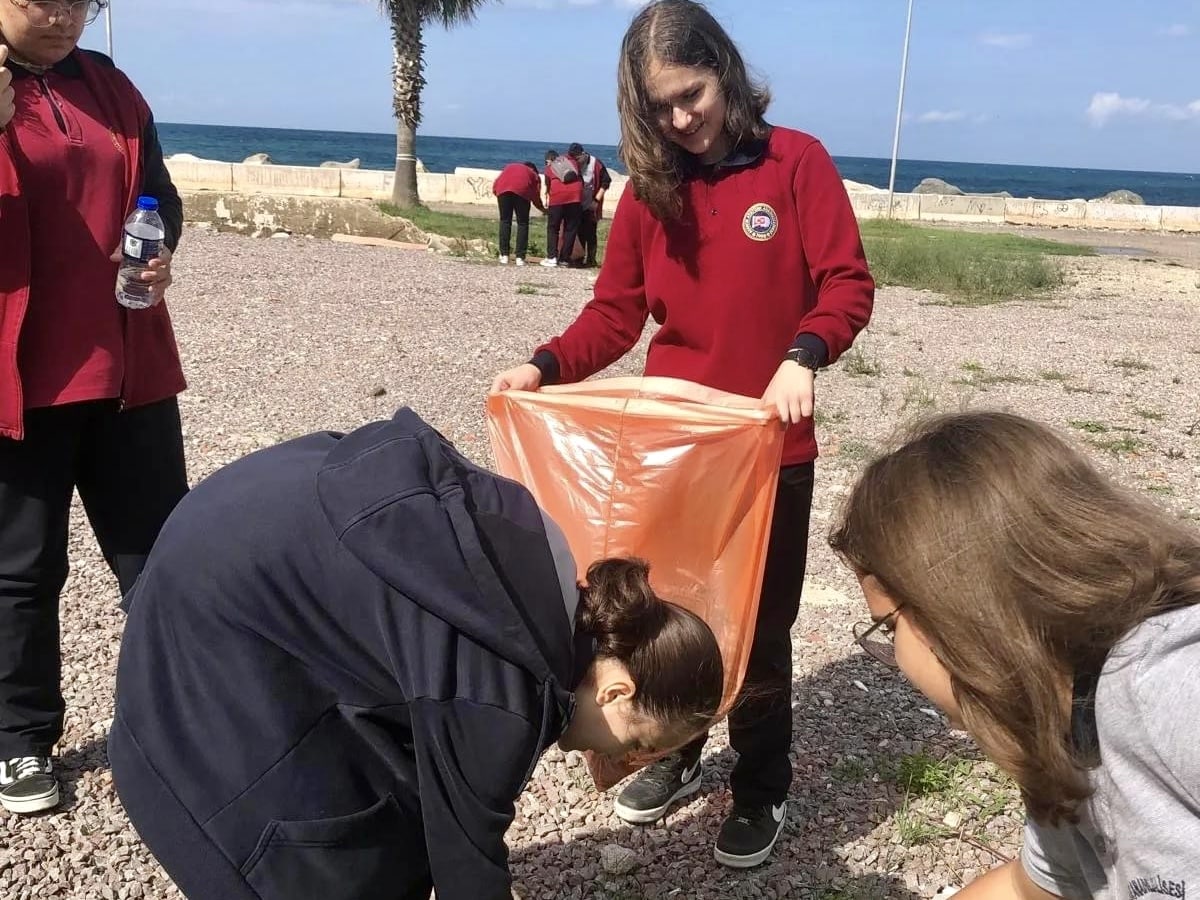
[685,128,771,181]
[8,49,84,79]
[715,134,769,169]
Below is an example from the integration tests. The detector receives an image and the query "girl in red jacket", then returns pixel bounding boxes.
[0,1,188,815]
[492,161,546,266]
[491,0,874,868]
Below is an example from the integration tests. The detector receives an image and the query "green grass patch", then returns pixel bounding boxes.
[1039,369,1070,382]
[814,409,848,426]
[516,284,540,296]
[376,205,1086,301]
[830,756,870,784]
[377,203,611,262]
[1110,356,1153,372]
[894,800,947,846]
[838,438,878,462]
[858,220,1090,304]
[1069,420,1111,434]
[1135,408,1165,421]
[841,345,883,377]
[952,368,1028,389]
[887,752,972,797]
[1092,435,1144,456]
[901,380,937,413]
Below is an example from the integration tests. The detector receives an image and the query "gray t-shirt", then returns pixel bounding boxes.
[1022,604,1200,899]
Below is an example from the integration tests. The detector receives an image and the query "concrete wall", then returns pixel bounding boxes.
[918,194,1007,224]
[164,160,1199,233]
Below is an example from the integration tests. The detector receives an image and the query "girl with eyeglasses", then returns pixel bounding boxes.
[832,411,1200,898]
[0,0,188,813]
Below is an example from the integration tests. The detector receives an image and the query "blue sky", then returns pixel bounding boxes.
[79,0,1199,172]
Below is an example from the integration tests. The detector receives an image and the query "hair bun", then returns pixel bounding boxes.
[578,558,668,656]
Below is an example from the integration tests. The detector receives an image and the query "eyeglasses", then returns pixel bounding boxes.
[852,607,903,669]
[10,0,108,28]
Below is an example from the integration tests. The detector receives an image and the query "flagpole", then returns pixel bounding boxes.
[105,0,114,59]
[886,0,914,219]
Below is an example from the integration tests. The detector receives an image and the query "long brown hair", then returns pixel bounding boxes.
[616,0,771,221]
[577,558,723,738]
[830,411,1200,824]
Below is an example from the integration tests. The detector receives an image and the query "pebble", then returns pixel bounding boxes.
[599,845,640,876]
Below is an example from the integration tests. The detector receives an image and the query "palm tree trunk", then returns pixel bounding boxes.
[389,4,425,208]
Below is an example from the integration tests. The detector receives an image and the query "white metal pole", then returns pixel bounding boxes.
[886,0,914,219]
[105,1,114,59]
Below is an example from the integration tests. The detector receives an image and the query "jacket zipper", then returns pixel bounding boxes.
[34,70,133,411]
[35,76,70,137]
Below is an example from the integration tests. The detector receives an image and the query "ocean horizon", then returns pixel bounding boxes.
[158,122,1200,207]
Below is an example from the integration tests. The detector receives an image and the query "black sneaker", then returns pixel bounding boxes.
[714,802,787,868]
[612,753,702,824]
[0,756,60,814]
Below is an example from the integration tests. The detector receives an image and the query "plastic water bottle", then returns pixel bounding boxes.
[116,196,166,310]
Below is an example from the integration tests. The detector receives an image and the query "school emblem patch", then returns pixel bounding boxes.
[742,203,779,242]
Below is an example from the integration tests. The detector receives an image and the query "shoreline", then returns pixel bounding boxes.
[159,124,1200,206]
[163,157,1200,237]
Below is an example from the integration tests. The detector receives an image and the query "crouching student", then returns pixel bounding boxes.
[831,411,1200,899]
[108,408,724,900]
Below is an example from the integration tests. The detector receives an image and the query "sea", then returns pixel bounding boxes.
[158,122,1200,207]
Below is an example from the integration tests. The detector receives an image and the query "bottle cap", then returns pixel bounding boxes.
[137,196,160,212]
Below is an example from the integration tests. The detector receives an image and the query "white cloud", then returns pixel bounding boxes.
[917,109,967,124]
[1161,23,1192,37]
[1087,91,1200,126]
[979,32,1032,49]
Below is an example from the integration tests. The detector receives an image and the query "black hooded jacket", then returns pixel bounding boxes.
[109,408,590,900]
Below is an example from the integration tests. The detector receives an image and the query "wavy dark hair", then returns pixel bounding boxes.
[576,558,723,741]
[830,411,1200,825]
[617,0,771,221]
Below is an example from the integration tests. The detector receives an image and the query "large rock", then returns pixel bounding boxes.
[167,152,223,164]
[1093,189,1144,205]
[843,179,886,193]
[913,177,964,196]
[242,153,273,166]
[320,158,361,169]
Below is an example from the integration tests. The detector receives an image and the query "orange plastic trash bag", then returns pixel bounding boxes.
[486,377,784,790]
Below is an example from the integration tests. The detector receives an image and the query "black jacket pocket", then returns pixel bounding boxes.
[241,794,429,900]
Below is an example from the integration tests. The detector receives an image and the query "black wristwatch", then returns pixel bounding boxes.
[784,347,821,374]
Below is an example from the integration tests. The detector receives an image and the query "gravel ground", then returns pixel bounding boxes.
[2,227,1197,899]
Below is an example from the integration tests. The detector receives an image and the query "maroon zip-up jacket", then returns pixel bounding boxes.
[533,127,875,465]
[0,49,185,440]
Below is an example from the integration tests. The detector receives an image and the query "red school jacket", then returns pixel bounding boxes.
[493,163,541,204]
[0,51,186,440]
[534,127,875,466]
[544,157,583,207]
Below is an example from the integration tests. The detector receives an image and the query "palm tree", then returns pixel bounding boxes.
[380,0,493,208]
